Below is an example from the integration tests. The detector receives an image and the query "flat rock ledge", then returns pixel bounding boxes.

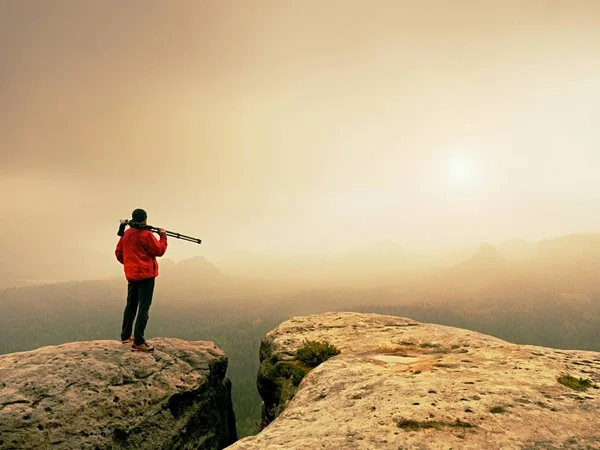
[0,338,237,450]
[227,312,600,450]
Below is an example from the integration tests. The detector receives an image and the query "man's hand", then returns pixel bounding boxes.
[159,228,167,237]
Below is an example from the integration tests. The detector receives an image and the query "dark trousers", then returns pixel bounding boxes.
[120,277,155,345]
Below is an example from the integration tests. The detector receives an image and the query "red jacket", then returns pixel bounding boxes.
[115,228,168,281]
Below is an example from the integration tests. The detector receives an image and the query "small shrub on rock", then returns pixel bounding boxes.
[258,339,342,427]
[489,406,507,414]
[396,418,473,430]
[295,340,341,368]
[557,375,592,391]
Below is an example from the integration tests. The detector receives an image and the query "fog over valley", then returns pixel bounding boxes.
[1,0,599,441]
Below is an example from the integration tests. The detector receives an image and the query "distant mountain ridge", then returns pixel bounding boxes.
[2,232,600,292]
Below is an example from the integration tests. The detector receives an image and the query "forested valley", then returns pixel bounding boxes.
[2,235,600,437]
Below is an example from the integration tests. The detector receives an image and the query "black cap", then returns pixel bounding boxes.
[132,208,147,222]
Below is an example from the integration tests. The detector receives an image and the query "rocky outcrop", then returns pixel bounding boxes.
[228,312,600,450]
[0,338,237,450]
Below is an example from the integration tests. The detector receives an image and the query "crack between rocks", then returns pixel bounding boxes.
[32,394,51,409]
[0,399,30,410]
[61,381,77,393]
[135,370,159,381]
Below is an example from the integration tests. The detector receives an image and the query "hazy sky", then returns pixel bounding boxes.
[2,0,599,261]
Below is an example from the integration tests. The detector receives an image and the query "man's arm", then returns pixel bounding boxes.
[115,237,124,264]
[144,229,168,257]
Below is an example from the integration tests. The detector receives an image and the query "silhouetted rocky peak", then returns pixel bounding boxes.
[171,256,224,278]
[496,238,535,260]
[534,233,600,265]
[477,242,500,257]
[454,242,508,273]
[158,257,177,272]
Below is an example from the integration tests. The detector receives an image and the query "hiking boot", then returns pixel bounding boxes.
[131,342,154,352]
[121,336,134,344]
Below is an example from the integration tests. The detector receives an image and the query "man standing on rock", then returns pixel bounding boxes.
[115,208,168,352]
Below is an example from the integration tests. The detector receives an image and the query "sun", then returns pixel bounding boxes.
[447,156,475,185]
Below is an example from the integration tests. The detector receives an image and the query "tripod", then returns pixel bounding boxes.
[117,219,202,244]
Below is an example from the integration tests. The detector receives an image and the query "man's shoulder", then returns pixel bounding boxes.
[126,227,152,235]
[122,228,151,243]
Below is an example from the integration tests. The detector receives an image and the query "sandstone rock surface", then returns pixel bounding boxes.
[0,338,237,450]
[228,312,600,450]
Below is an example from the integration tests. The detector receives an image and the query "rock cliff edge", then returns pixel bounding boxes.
[0,338,237,450]
[229,312,600,450]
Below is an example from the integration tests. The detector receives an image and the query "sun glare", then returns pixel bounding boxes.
[448,156,475,184]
